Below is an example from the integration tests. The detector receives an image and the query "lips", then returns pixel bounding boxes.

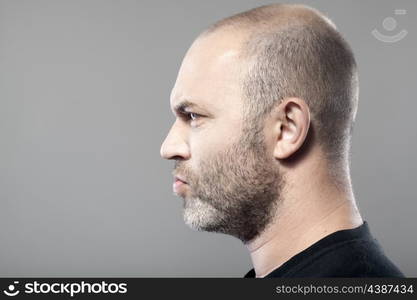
[174,175,187,184]
[173,175,188,195]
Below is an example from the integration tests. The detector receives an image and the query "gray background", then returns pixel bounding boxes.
[0,0,415,277]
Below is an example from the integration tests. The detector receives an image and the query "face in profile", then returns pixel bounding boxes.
[160,31,284,243]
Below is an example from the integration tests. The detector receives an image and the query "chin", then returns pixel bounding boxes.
[182,197,220,231]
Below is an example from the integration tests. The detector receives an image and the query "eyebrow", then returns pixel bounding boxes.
[172,100,203,115]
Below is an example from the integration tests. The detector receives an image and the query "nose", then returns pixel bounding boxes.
[160,122,191,160]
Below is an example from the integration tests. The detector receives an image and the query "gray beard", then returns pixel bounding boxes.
[175,126,284,243]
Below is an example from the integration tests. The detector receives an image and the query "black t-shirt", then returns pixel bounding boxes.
[244,221,404,278]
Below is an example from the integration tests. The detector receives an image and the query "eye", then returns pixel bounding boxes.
[189,112,199,121]
[178,111,203,125]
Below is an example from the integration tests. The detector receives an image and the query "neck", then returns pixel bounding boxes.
[245,158,363,278]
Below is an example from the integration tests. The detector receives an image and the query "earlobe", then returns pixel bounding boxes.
[273,98,310,160]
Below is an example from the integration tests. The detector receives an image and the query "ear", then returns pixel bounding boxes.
[273,98,310,159]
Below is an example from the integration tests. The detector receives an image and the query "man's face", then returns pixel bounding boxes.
[160,31,284,243]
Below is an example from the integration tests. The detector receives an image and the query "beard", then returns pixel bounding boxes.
[173,123,285,244]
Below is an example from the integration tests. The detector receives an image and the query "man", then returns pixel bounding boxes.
[160,3,404,277]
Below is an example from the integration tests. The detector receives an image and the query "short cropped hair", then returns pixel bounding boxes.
[203,4,359,168]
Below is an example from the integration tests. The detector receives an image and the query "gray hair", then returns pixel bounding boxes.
[202,4,359,174]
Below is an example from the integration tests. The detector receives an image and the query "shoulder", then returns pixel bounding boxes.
[283,238,405,278]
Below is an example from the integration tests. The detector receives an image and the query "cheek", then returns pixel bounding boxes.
[194,122,242,151]
[188,117,243,168]
[189,130,233,167]
[189,143,213,172]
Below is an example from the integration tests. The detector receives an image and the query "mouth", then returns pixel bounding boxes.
[173,177,188,195]
[174,176,187,184]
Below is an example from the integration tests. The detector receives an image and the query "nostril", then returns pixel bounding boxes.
[171,155,185,161]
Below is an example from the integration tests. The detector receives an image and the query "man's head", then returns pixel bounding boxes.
[160,4,359,244]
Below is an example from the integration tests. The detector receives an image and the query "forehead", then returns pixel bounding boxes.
[170,30,247,113]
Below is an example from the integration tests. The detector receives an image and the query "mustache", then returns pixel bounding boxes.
[173,161,192,181]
